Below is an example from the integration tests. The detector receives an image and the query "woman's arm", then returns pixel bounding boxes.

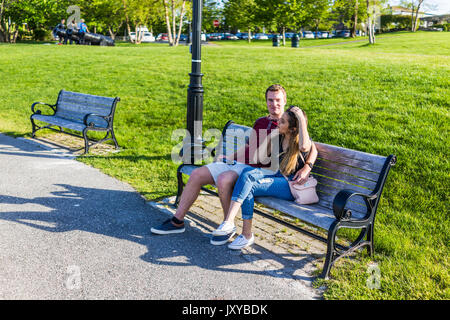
[292,141,317,185]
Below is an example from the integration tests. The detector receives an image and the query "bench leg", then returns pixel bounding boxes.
[31,118,37,138]
[320,221,339,279]
[110,128,119,149]
[174,167,184,207]
[366,223,374,257]
[82,128,90,154]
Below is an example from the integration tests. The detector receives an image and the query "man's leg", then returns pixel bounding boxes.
[151,166,214,235]
[216,170,238,219]
[173,166,214,221]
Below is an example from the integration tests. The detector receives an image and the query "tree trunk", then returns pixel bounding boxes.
[366,0,375,44]
[175,0,186,47]
[412,0,424,32]
[248,28,251,43]
[163,0,173,45]
[282,26,286,46]
[122,0,133,43]
[171,0,176,46]
[352,0,359,38]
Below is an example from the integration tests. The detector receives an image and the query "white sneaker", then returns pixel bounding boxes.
[212,221,236,236]
[228,234,254,250]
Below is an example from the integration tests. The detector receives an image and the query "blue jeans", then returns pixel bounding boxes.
[231,167,294,220]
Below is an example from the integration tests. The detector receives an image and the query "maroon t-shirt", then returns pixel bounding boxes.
[246,116,279,168]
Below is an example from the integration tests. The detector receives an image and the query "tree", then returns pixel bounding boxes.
[332,0,367,37]
[223,0,257,42]
[303,0,332,33]
[366,0,384,44]
[399,0,426,32]
[81,0,125,39]
[162,0,188,46]
[126,0,161,44]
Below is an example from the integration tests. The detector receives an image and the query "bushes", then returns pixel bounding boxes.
[32,29,53,41]
[380,14,412,32]
[432,23,450,31]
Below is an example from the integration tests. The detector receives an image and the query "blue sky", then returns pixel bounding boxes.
[388,0,450,15]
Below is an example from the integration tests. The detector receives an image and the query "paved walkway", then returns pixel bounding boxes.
[0,133,324,299]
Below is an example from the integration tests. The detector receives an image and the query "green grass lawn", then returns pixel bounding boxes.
[0,31,448,299]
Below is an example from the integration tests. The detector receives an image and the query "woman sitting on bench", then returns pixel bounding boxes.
[215,106,318,250]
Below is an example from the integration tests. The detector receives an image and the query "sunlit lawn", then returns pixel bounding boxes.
[0,31,448,299]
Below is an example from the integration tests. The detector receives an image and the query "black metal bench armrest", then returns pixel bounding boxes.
[83,113,111,127]
[332,189,377,222]
[31,102,56,115]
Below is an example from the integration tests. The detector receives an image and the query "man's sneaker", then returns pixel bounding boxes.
[210,224,237,246]
[212,221,235,236]
[151,218,185,235]
[228,234,254,250]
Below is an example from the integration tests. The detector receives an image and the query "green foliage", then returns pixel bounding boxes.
[380,14,412,31]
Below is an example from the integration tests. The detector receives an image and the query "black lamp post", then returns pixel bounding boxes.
[185,0,205,164]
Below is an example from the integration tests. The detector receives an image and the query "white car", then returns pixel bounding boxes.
[302,31,314,39]
[129,31,155,42]
[254,33,268,40]
[141,32,155,42]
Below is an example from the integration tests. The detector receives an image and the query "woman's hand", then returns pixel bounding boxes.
[292,166,311,185]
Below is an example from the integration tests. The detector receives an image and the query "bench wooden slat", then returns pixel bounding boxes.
[314,158,380,183]
[256,197,365,231]
[59,90,116,108]
[311,166,377,191]
[57,100,112,114]
[316,142,386,173]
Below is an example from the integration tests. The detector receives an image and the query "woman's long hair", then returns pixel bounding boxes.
[279,106,308,176]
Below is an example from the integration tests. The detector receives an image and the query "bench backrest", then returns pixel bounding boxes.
[55,90,118,128]
[219,121,392,216]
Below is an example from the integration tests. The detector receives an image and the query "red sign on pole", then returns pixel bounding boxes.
[213,19,219,27]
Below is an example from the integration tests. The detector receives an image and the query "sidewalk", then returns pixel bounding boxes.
[0,133,325,299]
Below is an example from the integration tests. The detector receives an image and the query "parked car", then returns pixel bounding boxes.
[285,32,295,39]
[207,33,223,40]
[141,32,155,42]
[240,33,249,39]
[224,33,239,40]
[302,31,314,39]
[156,33,169,41]
[254,33,268,40]
[315,31,328,38]
[335,30,351,38]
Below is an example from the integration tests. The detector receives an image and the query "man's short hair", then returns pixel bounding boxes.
[265,84,287,101]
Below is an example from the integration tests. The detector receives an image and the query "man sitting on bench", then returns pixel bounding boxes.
[151,84,317,246]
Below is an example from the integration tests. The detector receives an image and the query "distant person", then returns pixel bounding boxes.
[77,19,89,45]
[64,19,77,45]
[53,18,65,44]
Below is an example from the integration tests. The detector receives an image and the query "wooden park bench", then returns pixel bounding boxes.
[30,90,120,154]
[175,121,396,279]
